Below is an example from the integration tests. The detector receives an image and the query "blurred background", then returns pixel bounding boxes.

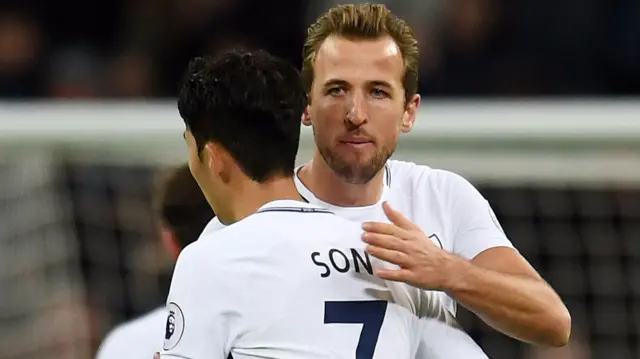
[0,0,638,359]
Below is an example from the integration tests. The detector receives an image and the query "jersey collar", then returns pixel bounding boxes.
[202,199,322,232]
[257,199,325,212]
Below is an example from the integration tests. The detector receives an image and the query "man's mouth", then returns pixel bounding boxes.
[339,139,374,149]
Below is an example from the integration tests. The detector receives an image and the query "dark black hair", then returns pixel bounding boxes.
[154,164,214,249]
[178,49,307,182]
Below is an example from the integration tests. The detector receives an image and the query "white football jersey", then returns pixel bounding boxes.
[160,200,424,359]
[294,160,514,321]
[415,319,488,359]
[96,307,165,359]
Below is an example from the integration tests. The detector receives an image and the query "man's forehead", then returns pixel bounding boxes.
[314,36,404,83]
[318,35,400,56]
[317,35,402,63]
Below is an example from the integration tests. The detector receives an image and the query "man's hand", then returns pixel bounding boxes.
[362,201,571,347]
[362,201,461,290]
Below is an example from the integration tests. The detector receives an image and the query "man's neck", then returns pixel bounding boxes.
[222,177,304,224]
[298,152,385,207]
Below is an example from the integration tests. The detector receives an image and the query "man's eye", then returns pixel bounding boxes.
[328,87,345,96]
[371,88,388,98]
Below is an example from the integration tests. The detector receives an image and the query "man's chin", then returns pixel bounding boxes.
[333,162,381,185]
[319,147,386,184]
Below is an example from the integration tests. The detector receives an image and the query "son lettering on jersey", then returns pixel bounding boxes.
[311,248,373,278]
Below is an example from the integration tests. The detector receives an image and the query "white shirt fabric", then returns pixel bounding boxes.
[99,159,500,359]
[97,306,488,359]
[160,200,425,359]
[294,160,514,320]
[96,307,166,359]
[415,319,488,359]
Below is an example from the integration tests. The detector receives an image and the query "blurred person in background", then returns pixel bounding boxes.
[0,10,45,97]
[2,0,639,99]
[296,3,570,347]
[48,47,102,98]
[96,164,215,359]
[104,50,155,98]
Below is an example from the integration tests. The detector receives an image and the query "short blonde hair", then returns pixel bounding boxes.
[302,3,419,102]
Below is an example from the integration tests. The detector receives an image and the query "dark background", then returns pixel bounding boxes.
[1,0,639,99]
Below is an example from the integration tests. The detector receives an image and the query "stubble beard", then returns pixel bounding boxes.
[317,140,394,185]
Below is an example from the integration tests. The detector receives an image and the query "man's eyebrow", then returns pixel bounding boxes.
[369,80,393,88]
[322,79,350,87]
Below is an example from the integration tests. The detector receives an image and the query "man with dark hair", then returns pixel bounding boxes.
[176,49,305,221]
[160,49,430,359]
[96,164,214,359]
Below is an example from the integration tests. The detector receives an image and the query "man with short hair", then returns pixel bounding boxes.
[96,164,215,359]
[159,48,485,359]
[297,3,570,346]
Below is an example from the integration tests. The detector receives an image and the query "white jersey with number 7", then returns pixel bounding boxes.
[160,199,423,359]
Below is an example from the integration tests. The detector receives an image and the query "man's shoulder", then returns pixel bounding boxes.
[186,217,228,255]
[184,208,362,264]
[240,205,360,234]
[186,217,238,253]
[387,160,472,194]
[200,216,225,237]
[96,307,165,359]
[254,212,362,252]
[210,209,363,254]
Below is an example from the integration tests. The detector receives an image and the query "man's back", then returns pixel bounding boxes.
[161,200,421,359]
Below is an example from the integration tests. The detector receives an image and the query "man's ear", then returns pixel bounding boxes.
[204,142,233,184]
[160,227,181,260]
[302,105,312,126]
[400,94,420,133]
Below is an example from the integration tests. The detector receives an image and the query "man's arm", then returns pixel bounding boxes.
[160,245,236,358]
[445,172,571,346]
[443,247,571,346]
[362,171,571,346]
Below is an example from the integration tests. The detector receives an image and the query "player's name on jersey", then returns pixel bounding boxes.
[311,247,373,278]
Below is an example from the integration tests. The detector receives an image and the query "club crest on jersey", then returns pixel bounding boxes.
[428,233,443,249]
[163,302,185,350]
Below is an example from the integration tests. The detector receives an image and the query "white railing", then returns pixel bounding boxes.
[1,100,639,185]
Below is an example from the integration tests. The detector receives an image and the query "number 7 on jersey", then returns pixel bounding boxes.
[324,300,388,359]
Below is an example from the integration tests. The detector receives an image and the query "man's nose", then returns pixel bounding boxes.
[345,91,368,126]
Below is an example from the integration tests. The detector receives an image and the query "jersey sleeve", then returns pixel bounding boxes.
[159,245,238,359]
[444,171,515,260]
